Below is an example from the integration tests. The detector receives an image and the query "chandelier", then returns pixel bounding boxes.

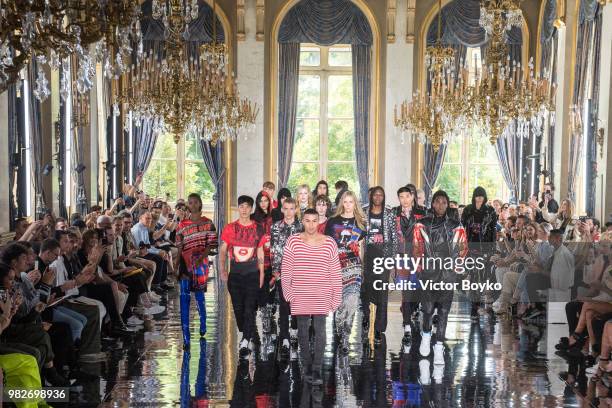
[394,0,470,151]
[471,0,555,144]
[0,0,142,99]
[118,0,258,145]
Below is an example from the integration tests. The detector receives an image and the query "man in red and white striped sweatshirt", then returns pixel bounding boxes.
[281,208,342,385]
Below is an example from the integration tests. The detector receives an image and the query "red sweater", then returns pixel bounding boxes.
[281,234,342,315]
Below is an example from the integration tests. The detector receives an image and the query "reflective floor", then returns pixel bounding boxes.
[70,279,594,407]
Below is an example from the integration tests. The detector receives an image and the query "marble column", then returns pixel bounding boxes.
[384,0,414,207]
[236,0,265,198]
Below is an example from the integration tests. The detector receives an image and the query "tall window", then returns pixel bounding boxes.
[434,48,508,203]
[142,133,214,207]
[287,44,359,194]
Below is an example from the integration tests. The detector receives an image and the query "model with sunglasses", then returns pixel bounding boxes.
[176,194,218,349]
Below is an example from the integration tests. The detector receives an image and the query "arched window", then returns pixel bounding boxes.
[287,44,359,193]
[142,133,214,209]
[433,48,508,203]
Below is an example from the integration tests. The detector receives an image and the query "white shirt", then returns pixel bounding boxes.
[550,245,575,291]
[50,256,79,297]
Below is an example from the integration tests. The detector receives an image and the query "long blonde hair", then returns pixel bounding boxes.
[296,184,314,213]
[334,190,365,230]
[559,199,574,221]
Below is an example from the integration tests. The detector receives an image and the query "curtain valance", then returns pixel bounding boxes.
[278,0,372,46]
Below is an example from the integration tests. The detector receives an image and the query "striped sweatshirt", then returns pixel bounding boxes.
[281,234,343,316]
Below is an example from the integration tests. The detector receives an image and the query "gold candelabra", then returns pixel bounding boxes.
[118,0,257,145]
[394,0,469,151]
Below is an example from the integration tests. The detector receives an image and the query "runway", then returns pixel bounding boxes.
[81,277,586,407]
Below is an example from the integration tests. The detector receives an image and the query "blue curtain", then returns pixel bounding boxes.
[27,59,47,216]
[495,123,521,203]
[278,0,372,45]
[198,140,226,238]
[423,143,447,205]
[276,42,301,189]
[278,0,373,200]
[352,44,370,203]
[568,0,602,205]
[132,117,161,183]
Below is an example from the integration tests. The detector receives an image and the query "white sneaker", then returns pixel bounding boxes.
[419,332,431,357]
[432,364,444,384]
[144,304,165,315]
[433,342,445,365]
[148,292,161,302]
[419,359,431,385]
[126,315,144,326]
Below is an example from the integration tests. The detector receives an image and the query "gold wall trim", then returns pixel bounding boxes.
[267,0,382,188]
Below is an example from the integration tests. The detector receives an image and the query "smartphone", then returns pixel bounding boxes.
[34,260,39,271]
[578,216,588,222]
[0,287,7,303]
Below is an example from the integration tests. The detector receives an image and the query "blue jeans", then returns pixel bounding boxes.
[53,306,87,342]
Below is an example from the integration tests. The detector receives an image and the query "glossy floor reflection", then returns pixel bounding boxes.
[88,280,589,407]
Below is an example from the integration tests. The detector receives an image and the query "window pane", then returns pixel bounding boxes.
[468,133,492,164]
[328,119,355,161]
[444,138,462,164]
[327,162,359,196]
[435,164,462,203]
[469,165,506,202]
[185,161,215,202]
[297,75,320,118]
[287,162,319,195]
[152,133,177,160]
[143,160,178,201]
[329,46,352,67]
[328,75,353,118]
[300,46,320,66]
[185,134,202,161]
[294,119,319,161]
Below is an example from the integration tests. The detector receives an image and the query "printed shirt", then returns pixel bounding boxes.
[366,211,384,245]
[270,219,303,275]
[221,221,264,265]
[176,216,218,274]
[324,216,365,270]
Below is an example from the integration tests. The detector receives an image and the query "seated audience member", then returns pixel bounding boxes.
[0,241,70,386]
[131,212,170,291]
[525,229,574,305]
[77,230,133,336]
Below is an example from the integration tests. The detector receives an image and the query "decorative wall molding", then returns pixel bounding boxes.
[387,0,397,43]
[256,0,265,41]
[406,0,416,43]
[237,0,246,41]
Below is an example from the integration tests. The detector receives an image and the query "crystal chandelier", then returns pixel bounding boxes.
[118,0,258,145]
[0,0,142,99]
[470,0,555,144]
[394,0,470,151]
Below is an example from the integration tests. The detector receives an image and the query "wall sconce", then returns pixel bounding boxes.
[597,127,605,159]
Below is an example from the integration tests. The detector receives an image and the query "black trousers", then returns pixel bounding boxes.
[81,282,122,324]
[143,253,168,285]
[228,271,259,341]
[277,280,297,342]
[565,301,583,334]
[0,342,44,368]
[362,246,389,332]
[65,301,101,355]
[48,322,74,369]
[526,273,551,303]
[2,322,54,365]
